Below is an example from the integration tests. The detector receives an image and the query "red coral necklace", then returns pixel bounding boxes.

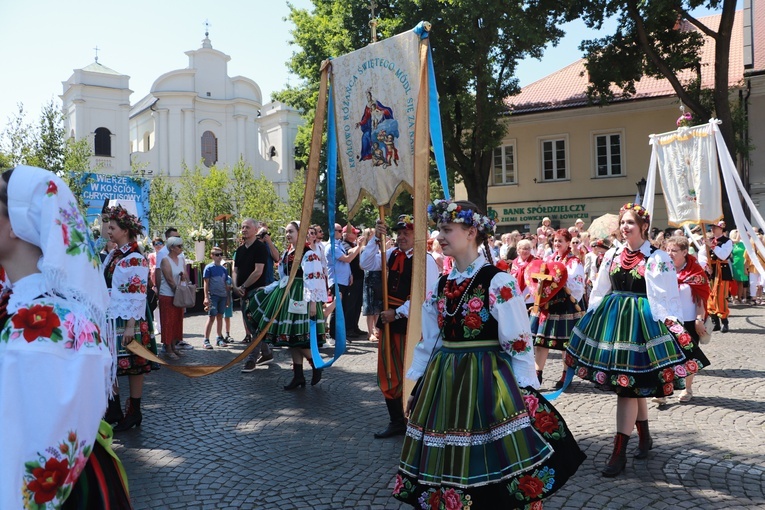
[620,248,644,271]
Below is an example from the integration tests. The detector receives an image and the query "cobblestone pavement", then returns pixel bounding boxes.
[115,304,765,509]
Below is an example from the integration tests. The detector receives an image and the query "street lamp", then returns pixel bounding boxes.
[635,178,647,204]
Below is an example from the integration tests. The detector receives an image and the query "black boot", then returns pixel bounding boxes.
[634,420,653,459]
[721,318,729,333]
[602,432,630,477]
[306,357,323,386]
[113,397,142,432]
[554,370,567,390]
[104,394,124,425]
[536,370,543,385]
[284,364,306,390]
[374,397,407,438]
[711,315,721,331]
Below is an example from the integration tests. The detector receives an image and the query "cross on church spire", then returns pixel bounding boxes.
[204,19,211,38]
[367,0,379,43]
[93,46,100,63]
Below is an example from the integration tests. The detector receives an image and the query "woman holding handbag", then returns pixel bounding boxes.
[102,205,158,432]
[158,237,187,359]
[244,222,328,389]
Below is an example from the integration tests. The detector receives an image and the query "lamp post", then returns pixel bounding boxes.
[635,178,647,205]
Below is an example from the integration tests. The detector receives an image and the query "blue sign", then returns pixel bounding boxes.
[81,173,150,236]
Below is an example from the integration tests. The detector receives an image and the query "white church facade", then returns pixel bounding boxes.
[60,35,303,199]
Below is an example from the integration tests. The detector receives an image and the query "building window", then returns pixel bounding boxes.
[491,144,516,185]
[201,131,218,168]
[594,132,623,177]
[540,137,567,181]
[94,127,112,157]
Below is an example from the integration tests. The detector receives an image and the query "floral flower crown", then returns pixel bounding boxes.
[103,205,143,237]
[427,199,496,234]
[620,202,651,224]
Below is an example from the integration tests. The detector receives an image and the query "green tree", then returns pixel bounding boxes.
[568,0,739,156]
[2,103,34,166]
[278,0,569,212]
[229,157,259,223]
[149,173,178,237]
[177,163,232,232]
[31,100,66,173]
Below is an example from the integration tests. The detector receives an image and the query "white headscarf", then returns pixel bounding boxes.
[7,166,114,385]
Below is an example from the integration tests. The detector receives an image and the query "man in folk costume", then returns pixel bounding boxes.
[360,214,439,438]
[705,221,733,332]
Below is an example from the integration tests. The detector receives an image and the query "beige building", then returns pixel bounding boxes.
[457,11,754,234]
[745,0,765,215]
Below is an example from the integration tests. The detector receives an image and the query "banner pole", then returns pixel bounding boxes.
[379,206,392,379]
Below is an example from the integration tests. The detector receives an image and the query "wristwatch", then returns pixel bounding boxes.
[394,311,403,320]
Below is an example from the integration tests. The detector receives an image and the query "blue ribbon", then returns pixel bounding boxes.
[542,366,575,401]
[311,80,346,369]
[414,22,449,200]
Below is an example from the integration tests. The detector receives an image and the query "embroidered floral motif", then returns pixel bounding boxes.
[646,259,671,273]
[56,201,99,266]
[500,332,532,356]
[22,430,91,508]
[508,466,555,503]
[613,373,636,387]
[9,304,63,343]
[118,257,146,268]
[305,253,320,262]
[46,180,58,196]
[491,281,516,304]
[415,485,472,510]
[62,312,100,350]
[117,275,148,294]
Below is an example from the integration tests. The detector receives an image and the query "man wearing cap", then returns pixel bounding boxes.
[360,215,439,438]
[575,218,585,232]
[705,221,733,332]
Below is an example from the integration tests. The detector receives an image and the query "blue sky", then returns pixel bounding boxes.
[0,1,727,131]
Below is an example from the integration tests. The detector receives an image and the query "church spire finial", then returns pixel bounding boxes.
[202,19,213,48]
[93,45,100,63]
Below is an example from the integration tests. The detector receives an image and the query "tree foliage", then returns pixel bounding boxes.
[568,0,739,155]
[148,173,178,237]
[277,0,569,213]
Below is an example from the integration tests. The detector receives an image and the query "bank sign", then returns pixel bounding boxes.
[489,203,589,225]
[81,173,150,235]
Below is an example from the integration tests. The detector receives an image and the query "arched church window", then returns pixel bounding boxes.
[201,131,218,168]
[94,127,112,157]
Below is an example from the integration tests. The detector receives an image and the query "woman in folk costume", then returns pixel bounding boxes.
[510,238,537,309]
[529,229,585,389]
[650,236,711,405]
[393,200,585,509]
[565,203,694,477]
[246,222,327,389]
[0,166,131,509]
[101,205,158,432]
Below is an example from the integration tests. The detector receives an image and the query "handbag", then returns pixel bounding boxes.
[287,298,308,314]
[173,281,197,308]
[699,316,713,345]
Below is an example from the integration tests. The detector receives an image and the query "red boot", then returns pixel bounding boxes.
[602,432,630,477]
[634,419,653,459]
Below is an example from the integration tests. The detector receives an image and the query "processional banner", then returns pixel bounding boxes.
[651,124,723,226]
[330,30,423,214]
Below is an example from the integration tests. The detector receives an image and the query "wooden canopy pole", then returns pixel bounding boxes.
[379,206,392,379]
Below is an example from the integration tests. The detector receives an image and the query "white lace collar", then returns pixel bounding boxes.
[7,273,47,314]
[447,253,487,281]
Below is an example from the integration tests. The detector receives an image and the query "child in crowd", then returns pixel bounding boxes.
[202,247,230,349]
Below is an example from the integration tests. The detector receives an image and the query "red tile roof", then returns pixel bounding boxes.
[507,11,744,114]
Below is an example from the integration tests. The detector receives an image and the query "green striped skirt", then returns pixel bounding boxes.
[394,340,585,508]
[245,279,325,348]
[565,291,697,397]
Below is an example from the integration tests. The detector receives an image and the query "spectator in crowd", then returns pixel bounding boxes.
[256,223,279,286]
[155,227,192,350]
[343,224,367,338]
[362,227,383,342]
[706,221,733,332]
[202,247,230,349]
[575,217,586,232]
[234,218,273,364]
[326,223,361,341]
[158,236,187,359]
[427,232,445,274]
[510,238,536,308]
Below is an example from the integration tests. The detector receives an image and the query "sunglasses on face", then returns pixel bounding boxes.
[212,253,223,257]
[153,242,163,246]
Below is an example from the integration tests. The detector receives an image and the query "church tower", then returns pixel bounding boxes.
[60,57,132,174]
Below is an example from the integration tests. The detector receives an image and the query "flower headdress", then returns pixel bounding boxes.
[620,202,651,225]
[103,205,143,238]
[427,199,496,234]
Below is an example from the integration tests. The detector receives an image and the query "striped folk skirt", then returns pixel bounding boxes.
[394,340,585,508]
[565,291,706,398]
[529,295,585,350]
[245,279,325,348]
